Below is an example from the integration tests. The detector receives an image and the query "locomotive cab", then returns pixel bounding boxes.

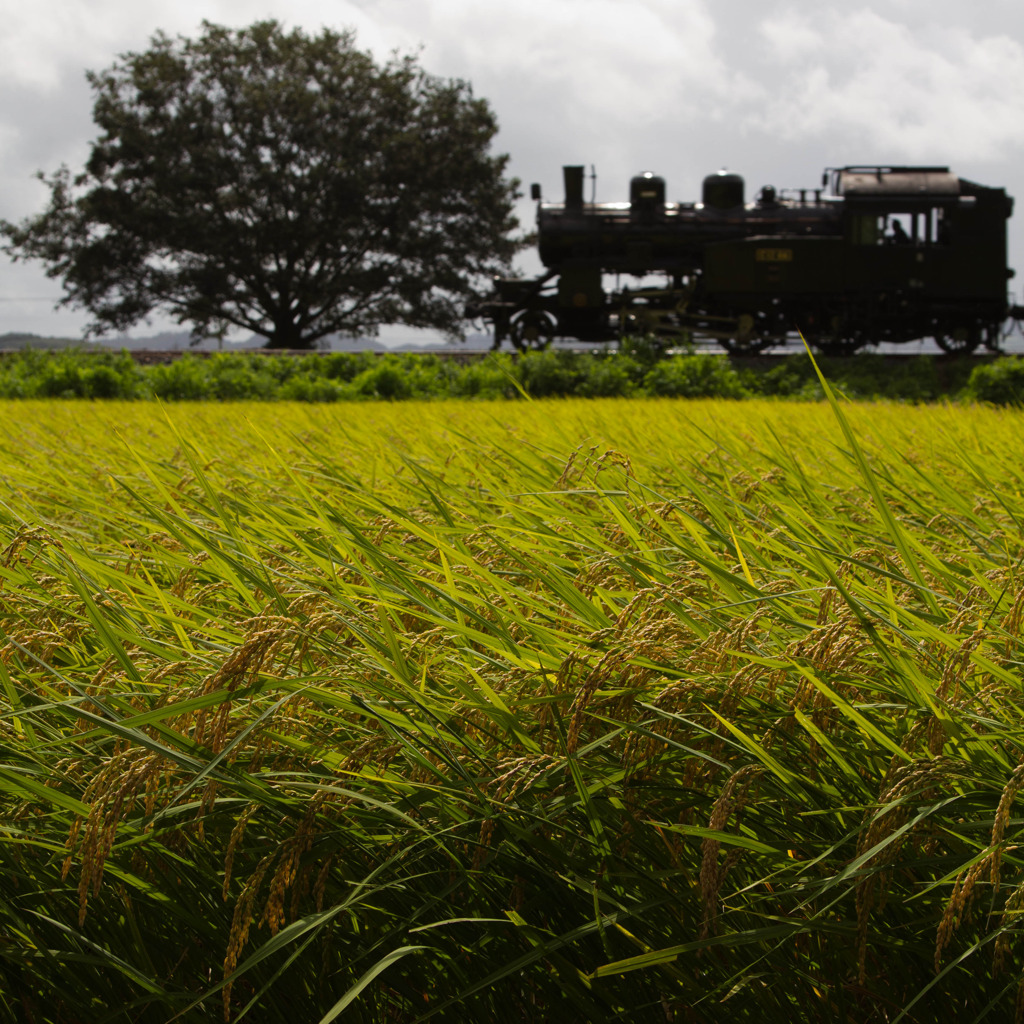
[833,166,1012,349]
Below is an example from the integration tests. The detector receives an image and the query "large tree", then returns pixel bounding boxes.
[2,21,524,348]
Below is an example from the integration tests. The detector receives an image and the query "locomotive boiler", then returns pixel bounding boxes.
[473,164,1018,355]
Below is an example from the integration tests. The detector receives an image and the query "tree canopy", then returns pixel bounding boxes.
[2,21,524,348]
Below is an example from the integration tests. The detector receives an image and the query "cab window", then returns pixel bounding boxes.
[849,209,948,245]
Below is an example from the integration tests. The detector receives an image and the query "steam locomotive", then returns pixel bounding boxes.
[473,164,1019,355]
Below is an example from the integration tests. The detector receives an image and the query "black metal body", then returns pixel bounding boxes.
[473,165,1017,355]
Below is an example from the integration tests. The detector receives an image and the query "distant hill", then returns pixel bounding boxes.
[0,329,498,353]
[0,332,80,350]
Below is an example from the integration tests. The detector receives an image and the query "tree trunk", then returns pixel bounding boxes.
[264,319,313,350]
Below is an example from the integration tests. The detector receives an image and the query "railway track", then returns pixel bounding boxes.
[117,344,1021,365]
[2,339,1021,365]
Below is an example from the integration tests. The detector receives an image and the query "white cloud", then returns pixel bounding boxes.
[759,10,824,62]
[364,0,761,125]
[754,9,1024,160]
[0,1,400,91]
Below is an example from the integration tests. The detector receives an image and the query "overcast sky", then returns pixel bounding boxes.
[2,0,1023,339]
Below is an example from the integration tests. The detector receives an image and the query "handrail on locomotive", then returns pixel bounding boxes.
[469,163,1023,356]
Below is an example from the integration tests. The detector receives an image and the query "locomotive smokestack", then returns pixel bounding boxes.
[563,165,585,213]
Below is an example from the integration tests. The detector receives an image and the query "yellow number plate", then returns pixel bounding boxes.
[755,248,794,262]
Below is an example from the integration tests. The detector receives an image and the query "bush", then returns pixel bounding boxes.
[254,353,301,384]
[618,333,674,367]
[148,355,213,400]
[449,355,521,399]
[518,350,586,397]
[576,354,639,397]
[964,357,1024,405]
[33,352,88,397]
[816,354,943,402]
[352,357,413,400]
[277,375,347,402]
[642,354,749,398]
[399,353,453,398]
[207,353,278,399]
[316,351,375,382]
[83,351,146,399]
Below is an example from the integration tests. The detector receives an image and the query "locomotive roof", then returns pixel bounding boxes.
[836,166,959,197]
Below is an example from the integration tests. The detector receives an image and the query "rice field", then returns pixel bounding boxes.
[3,391,1024,1022]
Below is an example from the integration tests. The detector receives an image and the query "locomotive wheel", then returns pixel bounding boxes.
[935,326,980,355]
[720,313,774,355]
[804,313,864,356]
[720,335,773,356]
[509,310,556,352]
[811,335,863,357]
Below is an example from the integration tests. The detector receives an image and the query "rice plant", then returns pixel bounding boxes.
[2,397,1024,1022]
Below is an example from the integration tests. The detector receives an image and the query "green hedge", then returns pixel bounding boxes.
[0,344,1019,403]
